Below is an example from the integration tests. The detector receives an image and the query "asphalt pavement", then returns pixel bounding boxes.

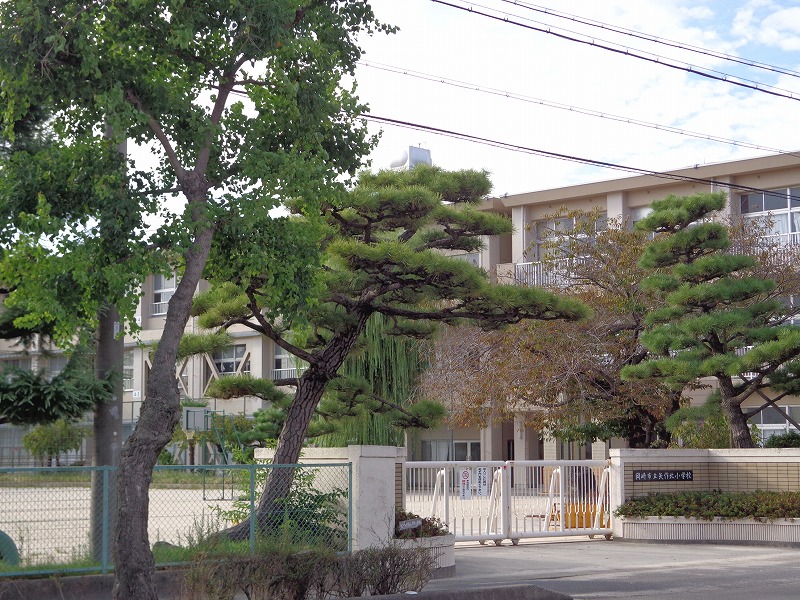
[422,537,800,599]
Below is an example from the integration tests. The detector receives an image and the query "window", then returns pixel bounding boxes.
[47,355,69,381]
[1,357,31,382]
[1,357,31,371]
[749,405,800,441]
[739,188,800,245]
[274,345,291,371]
[212,345,249,377]
[123,351,134,391]
[151,274,177,316]
[529,213,607,261]
[629,206,652,229]
[454,252,480,267]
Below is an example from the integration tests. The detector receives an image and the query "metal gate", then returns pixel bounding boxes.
[403,460,611,544]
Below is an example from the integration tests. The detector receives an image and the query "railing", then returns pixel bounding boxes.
[404,459,611,544]
[268,367,307,380]
[0,463,351,577]
[514,258,588,289]
[150,301,169,315]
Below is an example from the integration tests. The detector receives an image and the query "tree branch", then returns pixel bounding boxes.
[243,288,316,364]
[124,89,186,180]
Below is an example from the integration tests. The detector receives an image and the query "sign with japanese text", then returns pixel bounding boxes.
[460,468,472,500]
[476,466,489,497]
[398,518,423,531]
[633,470,693,482]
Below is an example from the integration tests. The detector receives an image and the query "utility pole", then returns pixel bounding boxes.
[91,134,126,564]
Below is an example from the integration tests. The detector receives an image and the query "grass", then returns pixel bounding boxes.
[0,469,211,488]
[0,535,329,578]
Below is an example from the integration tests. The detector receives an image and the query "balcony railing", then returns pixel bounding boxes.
[268,367,306,381]
[513,258,587,288]
[511,233,798,289]
[151,302,169,316]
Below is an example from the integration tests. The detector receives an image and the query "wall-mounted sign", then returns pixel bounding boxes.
[460,468,472,500]
[633,470,693,482]
[476,466,489,497]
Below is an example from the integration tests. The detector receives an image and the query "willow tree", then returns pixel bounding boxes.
[0,3,388,598]
[191,165,588,536]
[622,193,800,448]
[314,312,431,447]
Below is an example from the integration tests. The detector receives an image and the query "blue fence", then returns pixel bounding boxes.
[0,463,352,577]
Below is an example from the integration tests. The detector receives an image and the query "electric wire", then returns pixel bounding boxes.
[431,0,800,103]
[365,114,794,198]
[498,0,800,81]
[359,60,800,158]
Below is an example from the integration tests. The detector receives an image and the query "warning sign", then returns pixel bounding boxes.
[460,468,472,500]
[476,466,489,497]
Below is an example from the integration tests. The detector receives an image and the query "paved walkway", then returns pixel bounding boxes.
[423,537,800,599]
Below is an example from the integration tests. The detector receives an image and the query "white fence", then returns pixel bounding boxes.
[404,460,611,544]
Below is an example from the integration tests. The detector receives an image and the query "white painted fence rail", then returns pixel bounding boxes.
[403,460,611,544]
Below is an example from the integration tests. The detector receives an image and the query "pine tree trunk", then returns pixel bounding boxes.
[226,311,370,541]
[722,398,755,448]
[112,222,213,600]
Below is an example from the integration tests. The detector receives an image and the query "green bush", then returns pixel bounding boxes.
[764,431,800,448]
[212,459,347,550]
[22,419,86,466]
[394,508,449,539]
[158,449,176,465]
[615,489,800,521]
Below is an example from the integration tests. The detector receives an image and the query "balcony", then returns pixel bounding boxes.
[268,367,306,381]
[151,302,169,316]
[497,258,587,289]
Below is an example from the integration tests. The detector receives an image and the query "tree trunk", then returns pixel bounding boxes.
[722,398,755,448]
[226,311,371,541]
[112,223,213,600]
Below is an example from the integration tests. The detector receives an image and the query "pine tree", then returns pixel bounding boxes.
[622,192,800,448]
[191,165,589,537]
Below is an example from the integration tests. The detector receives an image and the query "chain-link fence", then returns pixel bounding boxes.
[0,463,351,577]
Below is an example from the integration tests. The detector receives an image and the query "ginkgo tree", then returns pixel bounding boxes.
[0,2,389,598]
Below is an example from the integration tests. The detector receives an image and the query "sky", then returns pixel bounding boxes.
[352,0,800,197]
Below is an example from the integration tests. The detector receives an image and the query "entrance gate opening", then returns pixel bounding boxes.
[403,460,612,545]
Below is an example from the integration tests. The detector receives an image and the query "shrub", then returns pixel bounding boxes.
[158,449,176,465]
[615,489,800,521]
[764,431,800,448]
[22,419,86,466]
[182,543,436,600]
[212,461,348,550]
[394,509,448,539]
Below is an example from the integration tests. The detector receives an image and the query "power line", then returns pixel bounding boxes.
[365,114,795,197]
[431,0,800,103]
[498,0,800,81]
[359,60,800,159]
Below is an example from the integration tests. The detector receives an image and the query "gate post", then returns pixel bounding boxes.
[502,462,513,540]
[443,465,450,527]
[609,450,624,539]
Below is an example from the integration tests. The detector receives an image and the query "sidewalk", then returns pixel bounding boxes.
[421,537,800,599]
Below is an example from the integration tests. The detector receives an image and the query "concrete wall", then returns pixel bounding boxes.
[609,449,800,537]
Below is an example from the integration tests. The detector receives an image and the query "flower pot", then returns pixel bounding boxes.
[394,533,455,578]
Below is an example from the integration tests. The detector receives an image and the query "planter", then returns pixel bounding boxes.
[619,516,800,546]
[394,533,455,578]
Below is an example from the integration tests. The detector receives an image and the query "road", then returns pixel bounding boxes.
[424,537,800,599]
